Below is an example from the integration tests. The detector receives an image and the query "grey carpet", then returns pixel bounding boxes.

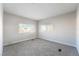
[3,39,79,56]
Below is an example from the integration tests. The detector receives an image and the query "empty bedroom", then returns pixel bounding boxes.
[2,3,79,56]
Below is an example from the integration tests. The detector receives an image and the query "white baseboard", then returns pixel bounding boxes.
[4,38,36,46]
[39,38,76,48]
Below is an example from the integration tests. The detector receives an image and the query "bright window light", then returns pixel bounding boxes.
[40,24,54,33]
[47,25,54,32]
[41,25,47,32]
[18,24,35,33]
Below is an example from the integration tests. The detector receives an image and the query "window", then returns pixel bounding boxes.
[18,24,35,33]
[40,25,47,32]
[40,24,53,33]
[47,25,53,32]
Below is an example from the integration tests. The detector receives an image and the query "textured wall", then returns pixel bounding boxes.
[3,12,37,46]
[0,4,3,56]
[77,5,79,53]
[38,11,76,47]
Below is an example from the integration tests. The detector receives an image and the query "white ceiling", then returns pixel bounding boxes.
[4,3,78,20]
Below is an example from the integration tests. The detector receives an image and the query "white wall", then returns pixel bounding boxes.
[0,4,3,56]
[3,12,37,46]
[77,5,79,53]
[38,11,76,47]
